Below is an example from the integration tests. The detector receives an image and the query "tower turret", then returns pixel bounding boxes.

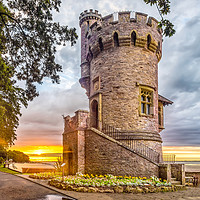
[79,10,163,154]
[79,10,102,96]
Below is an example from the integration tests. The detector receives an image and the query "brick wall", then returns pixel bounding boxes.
[85,129,159,177]
[63,110,89,175]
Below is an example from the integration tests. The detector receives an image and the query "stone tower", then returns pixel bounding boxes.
[79,10,168,154]
[63,9,173,177]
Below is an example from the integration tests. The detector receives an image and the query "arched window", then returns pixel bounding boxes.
[113,32,119,47]
[87,21,89,32]
[157,41,160,51]
[91,100,98,129]
[140,88,153,115]
[131,31,136,46]
[147,34,151,49]
[99,37,104,51]
[86,46,93,62]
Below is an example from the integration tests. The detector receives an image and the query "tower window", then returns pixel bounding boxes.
[131,31,136,46]
[99,37,104,51]
[87,21,89,32]
[158,102,164,129]
[113,32,119,47]
[157,41,160,51]
[140,87,153,115]
[147,34,151,49]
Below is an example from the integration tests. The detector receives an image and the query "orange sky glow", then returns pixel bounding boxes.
[163,146,200,161]
[10,145,63,162]
[10,145,63,154]
[9,145,200,162]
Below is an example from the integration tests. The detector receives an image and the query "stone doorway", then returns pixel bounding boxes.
[91,100,98,129]
[68,152,73,175]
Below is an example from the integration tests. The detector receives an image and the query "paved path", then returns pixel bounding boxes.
[0,172,74,200]
[9,162,55,173]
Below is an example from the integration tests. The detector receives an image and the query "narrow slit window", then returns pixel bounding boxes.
[131,31,136,46]
[99,37,104,51]
[147,34,151,49]
[87,21,89,32]
[114,32,119,47]
[157,41,160,51]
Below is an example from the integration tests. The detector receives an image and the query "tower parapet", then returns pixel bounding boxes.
[79,9,102,27]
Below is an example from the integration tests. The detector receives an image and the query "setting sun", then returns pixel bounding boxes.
[10,145,63,161]
[33,150,43,155]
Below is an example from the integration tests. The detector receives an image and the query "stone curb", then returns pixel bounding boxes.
[49,179,186,194]
[15,174,78,200]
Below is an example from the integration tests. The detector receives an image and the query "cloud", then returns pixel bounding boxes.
[158,1,200,146]
[14,0,200,148]
[16,82,88,146]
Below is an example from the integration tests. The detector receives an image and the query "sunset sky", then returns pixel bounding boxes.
[10,0,200,160]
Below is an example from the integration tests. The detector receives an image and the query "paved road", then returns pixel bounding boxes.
[0,172,74,200]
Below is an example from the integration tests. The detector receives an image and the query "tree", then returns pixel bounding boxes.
[144,0,175,37]
[7,150,29,162]
[0,0,174,146]
[0,0,78,146]
[0,144,7,159]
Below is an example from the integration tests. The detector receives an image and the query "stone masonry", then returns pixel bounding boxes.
[79,10,166,152]
[63,10,174,178]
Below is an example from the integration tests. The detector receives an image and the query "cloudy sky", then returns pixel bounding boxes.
[14,0,200,148]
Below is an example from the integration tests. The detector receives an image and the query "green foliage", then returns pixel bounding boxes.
[0,145,29,162]
[144,0,175,37]
[7,150,29,162]
[0,0,78,145]
[0,157,4,164]
[0,145,7,158]
[0,164,20,174]
[54,156,62,172]
[158,19,175,37]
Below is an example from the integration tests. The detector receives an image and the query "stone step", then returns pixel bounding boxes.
[171,178,177,181]
[171,181,181,185]
[185,176,194,180]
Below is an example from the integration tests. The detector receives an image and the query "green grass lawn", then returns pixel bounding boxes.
[0,165,20,175]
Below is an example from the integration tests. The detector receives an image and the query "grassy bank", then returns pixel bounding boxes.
[0,165,20,175]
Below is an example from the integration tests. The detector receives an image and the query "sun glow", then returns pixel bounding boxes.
[10,145,63,154]
[10,145,200,162]
[163,146,200,161]
[33,150,43,155]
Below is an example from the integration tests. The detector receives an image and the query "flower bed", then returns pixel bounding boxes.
[29,173,186,193]
[29,172,62,180]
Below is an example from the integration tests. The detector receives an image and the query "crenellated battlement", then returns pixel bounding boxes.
[80,10,162,33]
[79,9,102,27]
[79,10,162,64]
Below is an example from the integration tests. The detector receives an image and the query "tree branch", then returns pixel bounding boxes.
[0,12,26,37]
[155,2,164,21]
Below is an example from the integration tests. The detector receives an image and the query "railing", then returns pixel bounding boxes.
[101,122,160,163]
[186,176,199,187]
[162,154,176,163]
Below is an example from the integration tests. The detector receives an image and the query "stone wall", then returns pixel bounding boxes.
[63,110,89,175]
[85,128,159,177]
[159,164,171,182]
[171,164,185,184]
[159,164,185,185]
